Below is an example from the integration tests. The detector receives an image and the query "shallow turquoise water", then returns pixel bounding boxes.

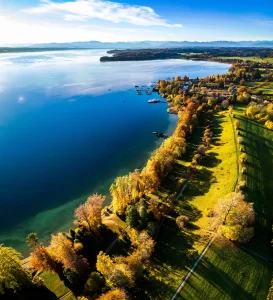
[0,50,230,255]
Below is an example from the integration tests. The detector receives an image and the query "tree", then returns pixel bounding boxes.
[26,233,40,250]
[96,252,134,289]
[221,100,229,109]
[98,288,128,300]
[196,144,206,157]
[138,200,149,228]
[214,192,255,243]
[125,205,139,228]
[133,231,155,261]
[110,170,142,215]
[265,120,273,130]
[75,194,105,233]
[49,233,89,274]
[0,245,31,294]
[240,153,248,163]
[159,80,167,89]
[229,106,233,114]
[63,268,82,288]
[176,215,190,229]
[29,246,59,274]
[234,119,240,129]
[84,272,105,297]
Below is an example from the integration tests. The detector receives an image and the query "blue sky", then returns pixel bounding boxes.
[0,0,272,44]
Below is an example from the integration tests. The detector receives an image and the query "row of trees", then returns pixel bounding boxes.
[245,101,273,130]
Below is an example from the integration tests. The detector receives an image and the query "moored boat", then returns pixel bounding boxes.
[148,99,160,103]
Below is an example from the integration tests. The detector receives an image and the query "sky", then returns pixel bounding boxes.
[0,0,273,44]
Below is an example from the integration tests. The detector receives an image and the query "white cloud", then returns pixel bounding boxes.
[0,15,183,44]
[24,0,182,28]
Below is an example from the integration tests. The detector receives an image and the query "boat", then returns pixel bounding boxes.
[152,132,166,138]
[148,99,160,103]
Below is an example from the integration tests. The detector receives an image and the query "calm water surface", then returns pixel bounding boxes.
[0,50,230,255]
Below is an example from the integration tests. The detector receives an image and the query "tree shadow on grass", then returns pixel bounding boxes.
[201,152,222,168]
[178,240,259,300]
[177,201,202,222]
[153,218,200,271]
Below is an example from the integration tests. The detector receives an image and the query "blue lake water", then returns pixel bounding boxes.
[0,50,230,255]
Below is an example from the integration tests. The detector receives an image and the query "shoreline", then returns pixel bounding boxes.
[1,111,178,257]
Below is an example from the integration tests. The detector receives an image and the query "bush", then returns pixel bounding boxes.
[241,167,247,174]
[237,137,243,144]
[193,153,202,163]
[221,99,229,109]
[176,215,190,229]
[210,177,216,183]
[206,208,214,217]
[177,178,187,189]
[147,222,156,236]
[234,119,240,129]
[238,180,246,190]
[240,153,248,163]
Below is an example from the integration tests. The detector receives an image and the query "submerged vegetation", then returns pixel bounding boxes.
[1,48,273,299]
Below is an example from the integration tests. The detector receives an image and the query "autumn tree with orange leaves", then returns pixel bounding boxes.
[75,193,105,233]
[49,233,89,274]
[98,288,128,300]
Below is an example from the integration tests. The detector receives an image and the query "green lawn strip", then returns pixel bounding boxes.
[178,236,272,300]
[39,271,72,298]
[245,81,273,95]
[177,111,237,247]
[234,107,273,257]
[217,56,273,63]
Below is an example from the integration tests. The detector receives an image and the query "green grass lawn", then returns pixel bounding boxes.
[177,112,238,242]
[135,111,238,299]
[180,106,273,300]
[245,81,273,95]
[39,272,74,298]
[178,236,272,300]
[217,56,273,63]
[235,106,273,257]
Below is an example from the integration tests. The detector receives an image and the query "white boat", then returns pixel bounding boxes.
[148,99,160,103]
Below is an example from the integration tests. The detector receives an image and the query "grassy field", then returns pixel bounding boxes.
[235,107,273,257]
[245,81,273,95]
[178,236,271,300]
[217,56,273,63]
[40,272,75,299]
[179,106,273,299]
[177,112,238,242]
[136,111,238,299]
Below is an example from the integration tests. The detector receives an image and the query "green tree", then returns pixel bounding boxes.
[138,200,149,228]
[0,244,31,294]
[26,233,40,250]
[125,205,139,228]
[84,272,105,297]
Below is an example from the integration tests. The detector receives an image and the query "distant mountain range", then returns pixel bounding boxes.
[26,40,273,49]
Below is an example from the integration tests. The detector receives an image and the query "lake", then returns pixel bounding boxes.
[0,49,230,255]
